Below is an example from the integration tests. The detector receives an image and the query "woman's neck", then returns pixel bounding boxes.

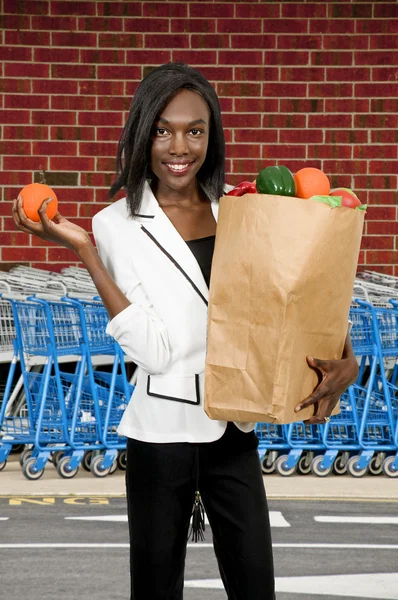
[151,179,207,209]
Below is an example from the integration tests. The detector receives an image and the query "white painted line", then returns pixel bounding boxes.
[0,518,9,521]
[270,510,291,527]
[185,574,398,598]
[273,543,398,550]
[0,543,398,550]
[315,516,398,525]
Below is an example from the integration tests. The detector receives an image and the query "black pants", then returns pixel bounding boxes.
[126,423,275,600]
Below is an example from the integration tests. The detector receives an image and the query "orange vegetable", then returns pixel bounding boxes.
[294,167,330,199]
[18,183,58,222]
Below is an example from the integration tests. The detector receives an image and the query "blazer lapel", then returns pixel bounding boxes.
[137,182,215,305]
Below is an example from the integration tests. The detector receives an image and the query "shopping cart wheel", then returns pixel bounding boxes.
[10,444,25,454]
[52,451,66,468]
[275,454,297,477]
[332,453,348,476]
[57,456,79,479]
[346,455,368,478]
[117,450,127,471]
[311,455,332,477]
[90,455,111,478]
[261,450,277,475]
[81,451,93,472]
[297,453,313,475]
[19,448,33,468]
[382,456,398,478]
[0,460,7,472]
[22,458,45,481]
[109,460,118,475]
[368,454,384,476]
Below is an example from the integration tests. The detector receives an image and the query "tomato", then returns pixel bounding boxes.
[330,187,361,209]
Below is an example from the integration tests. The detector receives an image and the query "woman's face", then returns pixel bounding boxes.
[150,88,210,193]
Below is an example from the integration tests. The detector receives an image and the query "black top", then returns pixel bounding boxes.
[186,235,215,288]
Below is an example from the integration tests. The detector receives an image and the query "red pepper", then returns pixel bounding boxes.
[226,181,257,196]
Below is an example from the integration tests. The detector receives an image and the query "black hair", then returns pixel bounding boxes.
[109,62,225,216]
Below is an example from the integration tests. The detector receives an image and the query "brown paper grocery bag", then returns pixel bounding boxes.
[205,194,365,424]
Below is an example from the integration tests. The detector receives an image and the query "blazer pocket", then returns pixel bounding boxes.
[146,374,200,406]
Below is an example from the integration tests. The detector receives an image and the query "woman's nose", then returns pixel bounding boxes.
[169,133,188,156]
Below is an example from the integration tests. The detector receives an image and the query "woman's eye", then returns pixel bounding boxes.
[190,129,203,136]
[155,127,168,136]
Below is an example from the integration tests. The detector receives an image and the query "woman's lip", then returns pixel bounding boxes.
[163,161,195,176]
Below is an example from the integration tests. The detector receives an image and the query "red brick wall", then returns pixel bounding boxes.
[1,1,397,273]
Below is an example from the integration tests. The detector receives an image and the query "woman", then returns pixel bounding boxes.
[13,62,358,599]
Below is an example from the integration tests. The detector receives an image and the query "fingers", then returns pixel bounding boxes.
[37,197,53,226]
[12,197,32,233]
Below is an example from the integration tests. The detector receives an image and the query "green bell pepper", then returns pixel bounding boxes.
[256,165,296,196]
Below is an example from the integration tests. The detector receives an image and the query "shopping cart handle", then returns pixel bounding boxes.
[353,298,372,308]
[388,299,398,308]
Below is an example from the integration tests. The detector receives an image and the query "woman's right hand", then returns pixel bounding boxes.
[12,196,92,255]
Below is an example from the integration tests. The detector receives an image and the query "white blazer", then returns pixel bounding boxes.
[92,181,255,443]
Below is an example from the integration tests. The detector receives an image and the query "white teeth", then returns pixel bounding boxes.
[166,163,190,171]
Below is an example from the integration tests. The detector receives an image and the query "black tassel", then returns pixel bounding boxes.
[188,490,206,542]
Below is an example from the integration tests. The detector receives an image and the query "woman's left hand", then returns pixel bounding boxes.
[294,355,359,424]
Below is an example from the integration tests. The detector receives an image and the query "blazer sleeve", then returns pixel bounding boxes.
[92,212,172,374]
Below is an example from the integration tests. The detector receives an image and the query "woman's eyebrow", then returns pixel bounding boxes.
[157,117,207,126]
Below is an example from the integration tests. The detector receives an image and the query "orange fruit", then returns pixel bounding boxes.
[294,167,331,199]
[18,183,58,222]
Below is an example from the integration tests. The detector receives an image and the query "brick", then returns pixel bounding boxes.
[325,99,369,112]
[34,48,79,62]
[6,30,50,46]
[310,20,355,34]
[356,19,398,34]
[33,80,79,94]
[264,19,308,34]
[78,16,123,31]
[80,172,115,187]
[5,95,49,110]
[3,156,49,170]
[80,49,126,64]
[267,51,311,66]
[280,129,323,144]
[50,126,95,141]
[262,144,306,160]
[79,111,123,126]
[231,35,276,49]
[328,4,372,18]
[97,65,141,80]
[355,114,398,129]
[235,98,279,113]
[234,67,278,82]
[355,51,398,65]
[126,49,171,64]
[97,2,142,16]
[4,0,48,14]
[4,125,48,140]
[325,130,368,145]
[309,83,353,97]
[50,157,95,171]
[33,142,77,156]
[97,97,131,111]
[308,144,352,160]
[373,67,398,82]
[282,2,325,18]
[171,50,217,65]
[5,62,49,78]
[355,145,397,160]
[281,99,325,113]
[280,67,325,82]
[371,99,398,113]
[262,114,306,128]
[189,3,234,18]
[222,116,262,130]
[329,174,353,189]
[361,236,394,250]
[195,66,233,81]
[234,129,278,144]
[217,82,261,97]
[0,47,32,61]
[3,247,47,262]
[0,232,29,246]
[191,34,230,49]
[170,18,213,33]
[369,161,398,174]
[354,175,397,190]
[323,160,367,174]
[97,157,117,171]
[312,51,354,67]
[237,3,280,18]
[225,144,261,159]
[218,98,233,112]
[55,187,94,203]
[0,109,30,124]
[124,17,169,32]
[51,96,96,111]
[79,80,124,95]
[144,2,186,17]
[367,251,398,265]
[79,142,117,157]
[34,172,79,187]
[0,15,30,28]
[50,202,78,218]
[99,32,144,48]
[31,16,77,30]
[326,67,370,82]
[51,1,96,15]
[30,262,70,271]
[217,19,261,34]
[97,127,122,142]
[219,50,263,65]
[145,33,189,49]
[278,35,321,50]
[368,221,398,235]
[263,83,307,97]
[372,130,398,143]
[47,248,78,262]
[79,203,109,217]
[366,206,397,220]
[0,79,31,93]
[356,83,398,98]
[374,3,398,18]
[0,172,31,186]
[52,31,97,47]
[232,159,266,175]
[51,64,96,79]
